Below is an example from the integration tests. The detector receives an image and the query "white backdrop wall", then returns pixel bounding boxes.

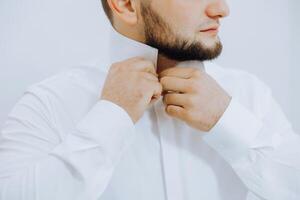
[0,0,299,131]
[216,0,294,128]
[290,0,300,131]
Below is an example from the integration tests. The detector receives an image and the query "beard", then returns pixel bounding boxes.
[140,3,223,62]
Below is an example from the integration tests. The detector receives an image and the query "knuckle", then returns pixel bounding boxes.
[110,63,119,70]
[142,59,153,66]
[202,124,213,132]
[139,76,148,85]
[160,77,168,85]
[188,80,199,91]
[186,96,195,105]
[144,72,158,81]
[144,62,155,72]
[140,72,149,79]
[187,84,196,92]
[135,88,145,99]
[112,62,127,72]
[193,69,202,77]
[164,94,170,103]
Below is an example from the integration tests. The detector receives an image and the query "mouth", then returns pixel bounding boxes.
[200,25,219,35]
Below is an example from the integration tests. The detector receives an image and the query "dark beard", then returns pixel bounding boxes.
[141,3,223,62]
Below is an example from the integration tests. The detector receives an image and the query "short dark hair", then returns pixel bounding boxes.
[101,0,113,23]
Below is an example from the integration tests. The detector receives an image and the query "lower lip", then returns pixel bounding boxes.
[201,29,218,35]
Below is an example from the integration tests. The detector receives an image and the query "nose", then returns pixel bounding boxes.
[206,0,230,19]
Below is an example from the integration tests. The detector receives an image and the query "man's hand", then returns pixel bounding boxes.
[159,67,232,132]
[101,57,162,124]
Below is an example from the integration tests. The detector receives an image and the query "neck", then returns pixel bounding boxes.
[156,52,206,74]
[156,53,179,74]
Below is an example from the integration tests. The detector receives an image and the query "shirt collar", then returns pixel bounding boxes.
[108,27,159,70]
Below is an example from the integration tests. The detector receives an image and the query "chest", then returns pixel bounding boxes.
[100,100,247,200]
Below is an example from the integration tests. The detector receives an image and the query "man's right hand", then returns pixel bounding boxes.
[100,57,162,124]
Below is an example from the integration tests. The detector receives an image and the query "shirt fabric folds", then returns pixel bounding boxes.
[0,28,299,200]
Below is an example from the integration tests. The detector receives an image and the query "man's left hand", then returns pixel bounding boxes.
[159,67,232,132]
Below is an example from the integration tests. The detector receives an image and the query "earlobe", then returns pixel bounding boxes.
[108,0,138,25]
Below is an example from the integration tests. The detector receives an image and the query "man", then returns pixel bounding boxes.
[0,0,299,199]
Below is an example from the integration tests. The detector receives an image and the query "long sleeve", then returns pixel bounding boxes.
[203,82,300,199]
[0,91,136,200]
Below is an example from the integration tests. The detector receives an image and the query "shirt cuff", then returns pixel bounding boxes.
[203,97,263,164]
[75,99,136,164]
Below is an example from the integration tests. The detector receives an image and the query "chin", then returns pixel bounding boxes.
[202,38,220,49]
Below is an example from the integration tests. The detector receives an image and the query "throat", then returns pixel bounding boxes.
[156,53,179,74]
[156,52,206,74]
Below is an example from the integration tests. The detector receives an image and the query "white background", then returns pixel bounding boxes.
[0,0,299,131]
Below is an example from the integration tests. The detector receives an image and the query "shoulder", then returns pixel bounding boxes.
[27,65,107,97]
[16,65,109,126]
[2,65,109,151]
[205,61,270,91]
[205,61,273,119]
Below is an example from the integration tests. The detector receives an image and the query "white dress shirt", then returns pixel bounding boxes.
[0,28,300,200]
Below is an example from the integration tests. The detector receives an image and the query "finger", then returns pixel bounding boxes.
[162,90,180,96]
[141,72,159,82]
[160,76,190,93]
[152,82,163,98]
[149,94,160,106]
[165,105,186,120]
[163,93,187,107]
[146,82,162,104]
[159,67,197,79]
[129,58,156,76]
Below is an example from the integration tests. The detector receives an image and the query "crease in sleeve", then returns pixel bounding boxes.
[73,99,136,165]
[203,97,263,164]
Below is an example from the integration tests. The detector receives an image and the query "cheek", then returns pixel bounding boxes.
[154,0,204,37]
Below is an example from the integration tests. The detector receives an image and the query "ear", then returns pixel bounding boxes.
[107,0,138,25]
